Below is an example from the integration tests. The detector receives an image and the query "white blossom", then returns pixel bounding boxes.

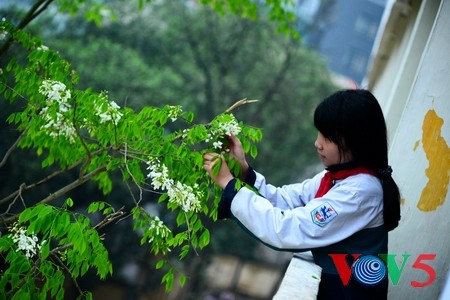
[218,115,241,136]
[204,114,242,149]
[10,223,43,259]
[0,30,7,41]
[167,181,202,213]
[207,114,241,145]
[182,128,189,139]
[167,105,182,122]
[0,19,7,41]
[39,80,71,104]
[95,91,123,124]
[38,80,77,143]
[37,45,49,51]
[146,158,202,212]
[147,216,171,243]
[213,140,223,149]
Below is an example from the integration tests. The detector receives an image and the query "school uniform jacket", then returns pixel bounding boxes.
[219,167,388,275]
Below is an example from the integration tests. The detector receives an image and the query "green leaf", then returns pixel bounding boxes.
[65,198,74,208]
[53,213,71,236]
[40,241,50,260]
[179,244,190,259]
[161,268,174,291]
[176,211,186,226]
[241,139,250,153]
[179,274,187,287]
[184,111,194,122]
[87,202,99,213]
[250,144,258,158]
[155,259,166,270]
[212,157,222,176]
[199,229,210,249]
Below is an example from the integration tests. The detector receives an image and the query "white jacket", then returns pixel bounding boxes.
[229,170,384,250]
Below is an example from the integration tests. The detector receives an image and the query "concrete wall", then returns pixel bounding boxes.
[204,254,284,299]
[364,0,450,298]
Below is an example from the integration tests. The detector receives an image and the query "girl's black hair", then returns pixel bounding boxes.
[314,89,401,232]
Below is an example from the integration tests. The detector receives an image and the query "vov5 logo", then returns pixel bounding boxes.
[329,253,437,287]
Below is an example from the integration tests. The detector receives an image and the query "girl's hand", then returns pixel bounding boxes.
[203,152,234,189]
[224,135,249,180]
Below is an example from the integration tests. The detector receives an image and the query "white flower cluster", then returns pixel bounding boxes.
[206,114,242,149]
[38,81,124,143]
[40,80,71,105]
[146,158,202,212]
[95,91,123,124]
[39,80,77,143]
[36,45,49,51]
[147,216,171,243]
[0,30,6,42]
[0,18,7,41]
[10,223,43,259]
[212,140,223,150]
[167,105,182,122]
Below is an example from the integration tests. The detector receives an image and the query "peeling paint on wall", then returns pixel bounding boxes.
[414,109,450,211]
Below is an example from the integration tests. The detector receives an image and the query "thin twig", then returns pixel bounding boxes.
[0,0,55,57]
[50,253,84,295]
[0,127,29,168]
[4,183,26,215]
[0,163,81,206]
[1,166,107,225]
[93,208,126,230]
[72,98,92,164]
[0,148,106,207]
[122,143,144,205]
[224,98,259,113]
[38,166,106,206]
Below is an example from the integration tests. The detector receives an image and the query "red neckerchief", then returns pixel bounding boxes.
[315,166,377,198]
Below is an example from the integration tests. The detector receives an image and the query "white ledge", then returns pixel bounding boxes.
[273,252,322,300]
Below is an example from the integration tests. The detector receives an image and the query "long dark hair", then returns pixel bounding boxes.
[313,89,401,232]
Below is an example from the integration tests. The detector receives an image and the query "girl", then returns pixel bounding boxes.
[203,89,401,299]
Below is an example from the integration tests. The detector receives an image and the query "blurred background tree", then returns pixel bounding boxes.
[1,0,337,298]
[36,0,336,184]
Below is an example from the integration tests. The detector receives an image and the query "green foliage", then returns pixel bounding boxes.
[0,203,110,299]
[46,0,335,184]
[56,0,115,26]
[0,6,262,296]
[48,37,153,107]
[200,0,298,38]
[0,0,335,298]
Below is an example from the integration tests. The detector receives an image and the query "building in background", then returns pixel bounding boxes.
[295,0,387,86]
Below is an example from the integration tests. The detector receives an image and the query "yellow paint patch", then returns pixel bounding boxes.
[417,109,450,211]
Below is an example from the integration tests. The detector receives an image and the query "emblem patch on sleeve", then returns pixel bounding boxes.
[311,202,338,227]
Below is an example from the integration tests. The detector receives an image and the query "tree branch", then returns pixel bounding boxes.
[93,208,126,230]
[50,253,84,295]
[18,0,55,30]
[1,165,107,225]
[39,166,106,206]
[262,43,294,102]
[0,126,28,169]
[224,98,259,113]
[0,148,107,207]
[0,0,55,57]
[0,162,80,207]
